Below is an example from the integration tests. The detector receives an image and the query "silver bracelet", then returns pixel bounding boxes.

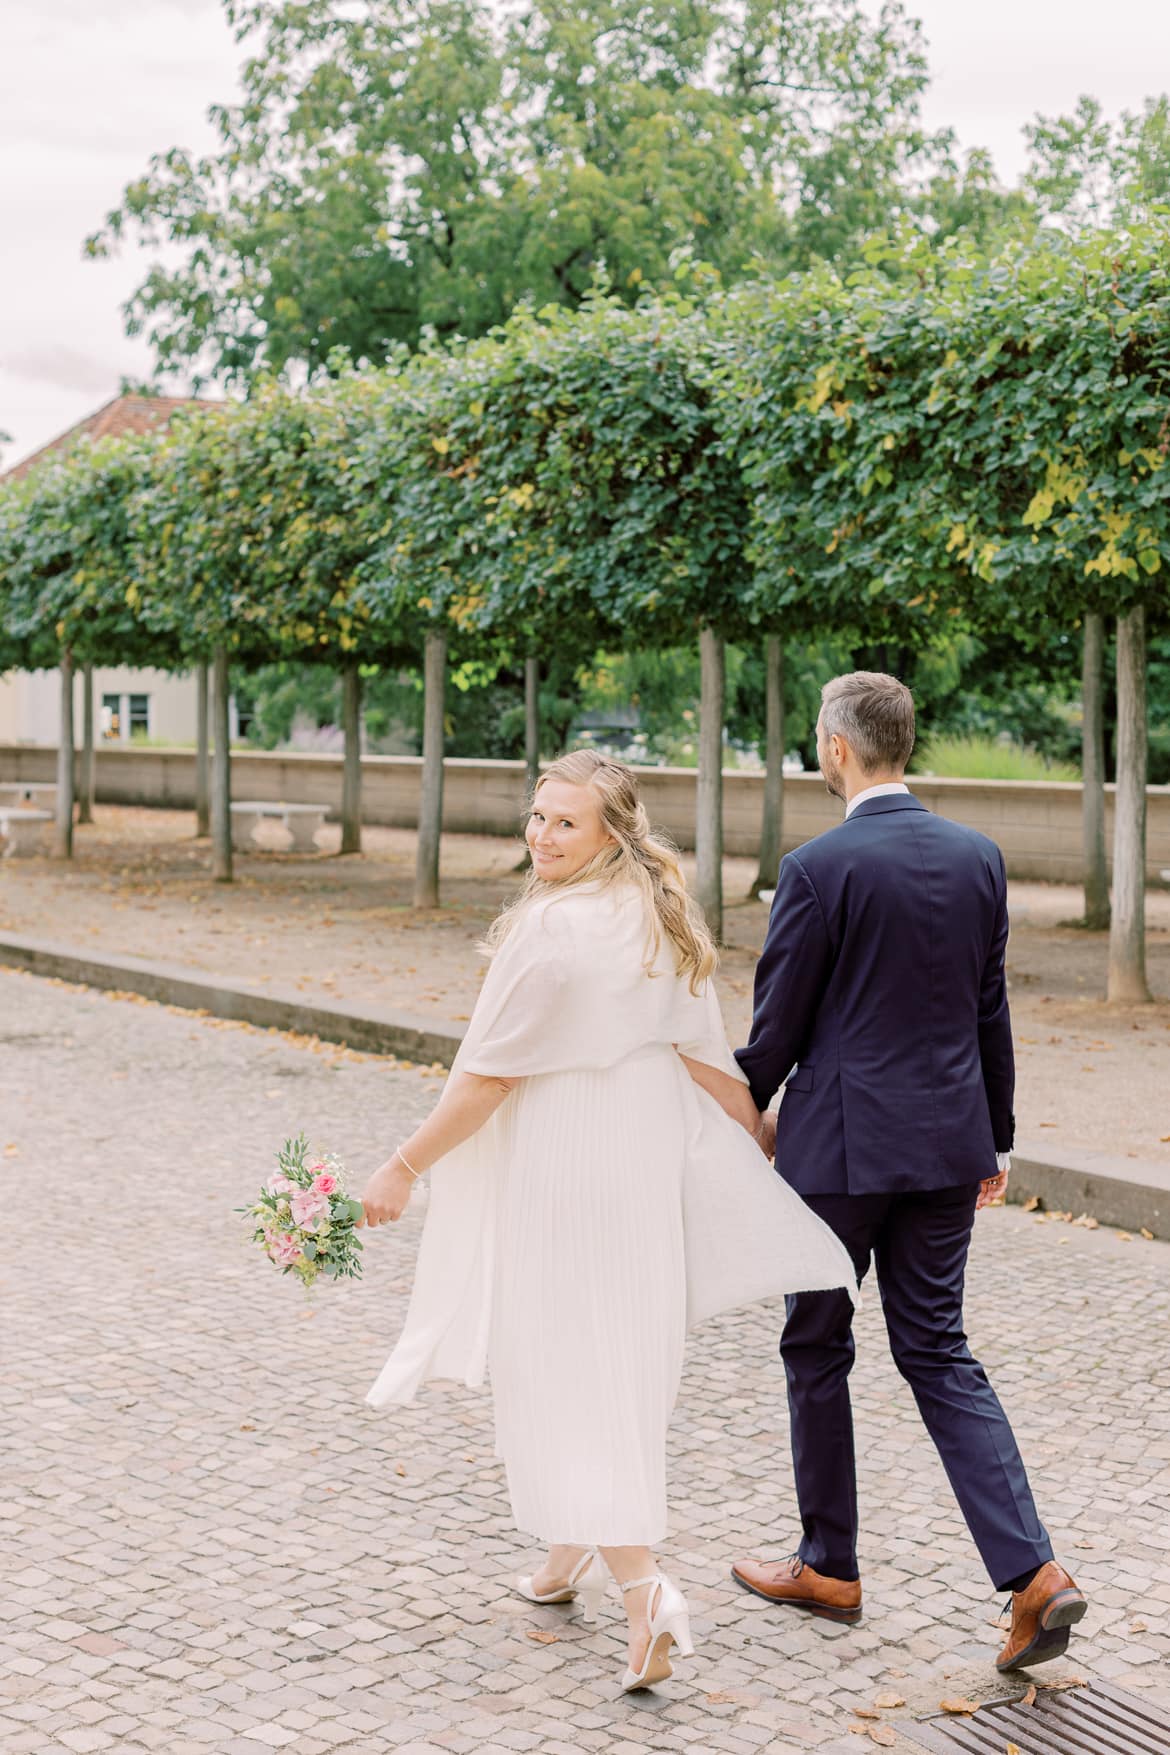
[396,1145,423,1180]
[752,1113,766,1143]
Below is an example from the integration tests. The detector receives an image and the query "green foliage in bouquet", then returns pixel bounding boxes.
[238,1133,365,1290]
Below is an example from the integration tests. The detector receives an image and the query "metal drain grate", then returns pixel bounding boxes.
[898,1681,1170,1754]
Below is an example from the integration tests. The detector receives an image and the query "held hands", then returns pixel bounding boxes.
[357,1153,417,1227]
[976,1165,1009,1210]
[756,1111,777,1162]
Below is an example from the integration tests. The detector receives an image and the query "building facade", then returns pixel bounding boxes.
[0,665,203,748]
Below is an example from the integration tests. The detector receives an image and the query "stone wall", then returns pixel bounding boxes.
[3,743,1169,883]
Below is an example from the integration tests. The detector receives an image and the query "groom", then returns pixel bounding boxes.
[732,672,1087,1672]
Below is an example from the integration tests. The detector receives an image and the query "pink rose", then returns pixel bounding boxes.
[311,1172,338,1195]
[290,1189,329,1228]
[271,1233,302,1266]
[308,1160,327,1174]
[266,1173,294,1195]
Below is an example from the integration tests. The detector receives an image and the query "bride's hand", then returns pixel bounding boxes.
[757,1112,777,1161]
[357,1155,417,1227]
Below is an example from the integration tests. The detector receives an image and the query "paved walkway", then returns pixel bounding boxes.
[3,968,1169,1755]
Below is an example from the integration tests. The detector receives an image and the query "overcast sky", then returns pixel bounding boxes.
[3,0,1169,469]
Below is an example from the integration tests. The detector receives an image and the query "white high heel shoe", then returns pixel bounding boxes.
[619,1571,695,1692]
[514,1548,608,1624]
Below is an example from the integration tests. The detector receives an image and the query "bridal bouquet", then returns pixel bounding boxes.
[238,1134,365,1290]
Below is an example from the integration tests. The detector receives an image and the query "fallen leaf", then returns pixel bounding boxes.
[851,1706,881,1720]
[2,1143,17,1158]
[867,1727,897,1748]
[1023,1195,1041,1212]
[1131,1618,1148,1633]
[1141,1229,1155,1241]
[1037,1676,1087,1693]
[874,1692,905,1709]
[1007,1743,1021,1754]
[395,1463,406,1477]
[239,1422,256,1432]
[1117,1231,1133,1242]
[704,1691,740,1704]
[940,1698,980,1716]
[525,1629,560,1644]
[1021,1684,1037,1707]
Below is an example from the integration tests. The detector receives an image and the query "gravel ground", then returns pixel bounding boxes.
[2,967,1168,1755]
[2,804,1169,1162]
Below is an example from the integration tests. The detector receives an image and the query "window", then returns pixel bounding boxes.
[100,692,151,741]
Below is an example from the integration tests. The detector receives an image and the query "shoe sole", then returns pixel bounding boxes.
[731,1567,862,1625]
[996,1589,1088,1673]
[622,1631,676,1693]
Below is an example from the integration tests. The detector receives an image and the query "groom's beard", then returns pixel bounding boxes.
[820,760,845,802]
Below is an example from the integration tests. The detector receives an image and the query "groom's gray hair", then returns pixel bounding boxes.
[821,671,915,773]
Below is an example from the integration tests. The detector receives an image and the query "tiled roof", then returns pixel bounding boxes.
[2,394,222,482]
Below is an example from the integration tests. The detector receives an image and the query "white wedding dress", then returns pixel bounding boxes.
[366,880,856,1546]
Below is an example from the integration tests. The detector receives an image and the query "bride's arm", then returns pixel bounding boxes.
[359,1069,518,1224]
[677,1052,764,1143]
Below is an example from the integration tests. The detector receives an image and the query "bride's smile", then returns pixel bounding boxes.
[526,778,616,879]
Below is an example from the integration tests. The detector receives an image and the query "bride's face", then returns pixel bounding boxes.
[527,780,615,881]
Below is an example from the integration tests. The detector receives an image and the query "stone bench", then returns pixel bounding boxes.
[0,808,53,858]
[229,801,329,853]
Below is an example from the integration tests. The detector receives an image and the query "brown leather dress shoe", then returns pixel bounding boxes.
[996,1561,1087,1672]
[731,1554,862,1624]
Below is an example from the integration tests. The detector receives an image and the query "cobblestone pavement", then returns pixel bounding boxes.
[3,968,1169,1755]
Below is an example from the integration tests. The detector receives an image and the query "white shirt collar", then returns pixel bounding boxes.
[845,781,910,818]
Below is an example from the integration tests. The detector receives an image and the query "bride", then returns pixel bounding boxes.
[358,750,856,1692]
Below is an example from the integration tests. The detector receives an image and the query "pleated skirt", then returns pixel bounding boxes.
[487,1048,688,1546]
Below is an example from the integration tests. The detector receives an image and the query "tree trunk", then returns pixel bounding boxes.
[54,652,75,859]
[415,629,447,909]
[77,662,95,825]
[524,654,540,798]
[1107,605,1150,1002]
[696,626,725,941]
[1081,612,1109,929]
[212,645,233,884]
[341,662,363,854]
[751,634,785,898]
[195,661,210,837]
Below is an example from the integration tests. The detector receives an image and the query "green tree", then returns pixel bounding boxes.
[0,434,181,855]
[1024,94,1170,228]
[443,289,756,935]
[87,0,958,384]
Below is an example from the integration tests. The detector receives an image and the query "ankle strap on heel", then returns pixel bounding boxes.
[620,1573,661,1593]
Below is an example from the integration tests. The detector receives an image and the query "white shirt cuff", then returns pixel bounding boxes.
[995,1152,1011,1175]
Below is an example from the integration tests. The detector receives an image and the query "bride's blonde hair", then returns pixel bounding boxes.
[483,748,718,994]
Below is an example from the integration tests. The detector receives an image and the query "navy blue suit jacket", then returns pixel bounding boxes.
[735,793,1015,1197]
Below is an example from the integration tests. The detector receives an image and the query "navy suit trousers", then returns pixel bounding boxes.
[781,1184,1054,1592]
